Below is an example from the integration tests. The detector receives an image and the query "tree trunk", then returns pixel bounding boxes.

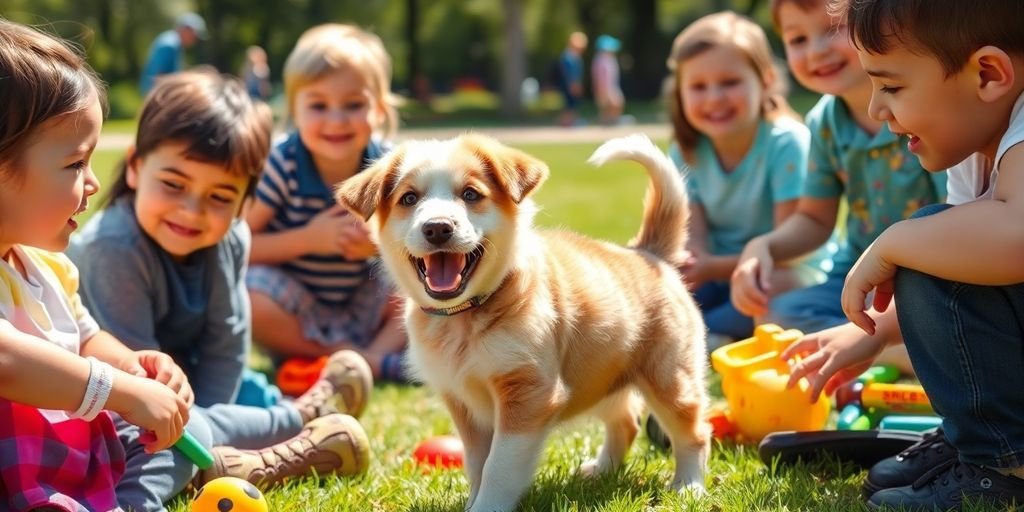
[499,0,526,118]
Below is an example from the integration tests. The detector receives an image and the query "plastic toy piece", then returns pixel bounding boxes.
[837,404,872,431]
[191,476,268,512]
[276,356,327,396]
[758,429,924,469]
[412,435,464,469]
[711,324,831,441]
[176,430,214,470]
[858,365,900,385]
[879,415,943,432]
[860,382,933,414]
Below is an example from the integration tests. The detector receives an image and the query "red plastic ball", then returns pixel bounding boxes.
[412,435,464,469]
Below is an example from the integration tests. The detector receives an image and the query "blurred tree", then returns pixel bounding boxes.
[500,0,526,117]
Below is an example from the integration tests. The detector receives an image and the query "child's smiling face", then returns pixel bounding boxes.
[860,46,1006,171]
[778,1,868,96]
[0,94,102,256]
[293,67,382,173]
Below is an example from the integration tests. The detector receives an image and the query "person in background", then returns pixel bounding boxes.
[556,31,588,127]
[242,45,272,102]
[591,34,625,125]
[139,12,207,94]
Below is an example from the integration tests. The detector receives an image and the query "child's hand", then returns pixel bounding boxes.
[119,350,194,408]
[338,215,377,260]
[731,238,774,317]
[678,249,711,290]
[780,322,889,402]
[108,374,190,453]
[842,241,897,335]
[303,204,353,255]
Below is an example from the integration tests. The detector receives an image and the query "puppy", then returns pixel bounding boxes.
[336,134,709,512]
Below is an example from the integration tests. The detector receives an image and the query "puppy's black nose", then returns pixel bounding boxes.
[422,219,454,246]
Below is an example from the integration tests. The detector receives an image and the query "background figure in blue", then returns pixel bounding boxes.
[139,12,207,94]
[242,45,272,101]
[557,31,587,127]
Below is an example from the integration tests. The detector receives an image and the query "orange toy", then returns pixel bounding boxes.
[191,477,268,512]
[276,356,327,396]
[711,324,831,441]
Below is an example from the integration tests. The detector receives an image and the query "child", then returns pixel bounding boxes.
[67,69,372,508]
[556,31,588,127]
[730,0,945,354]
[664,11,823,344]
[592,34,625,126]
[0,19,190,510]
[784,0,1024,509]
[245,23,408,381]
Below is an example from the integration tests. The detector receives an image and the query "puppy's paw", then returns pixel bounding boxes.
[577,457,610,477]
[675,481,706,499]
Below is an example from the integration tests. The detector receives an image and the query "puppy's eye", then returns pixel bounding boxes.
[400,192,418,206]
[462,187,482,202]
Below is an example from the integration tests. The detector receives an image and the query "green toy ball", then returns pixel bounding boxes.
[191,477,267,512]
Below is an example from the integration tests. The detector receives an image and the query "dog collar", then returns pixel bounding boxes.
[420,292,493,316]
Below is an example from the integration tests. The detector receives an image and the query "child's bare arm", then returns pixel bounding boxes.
[868,148,1024,285]
[0,319,94,411]
[764,196,840,262]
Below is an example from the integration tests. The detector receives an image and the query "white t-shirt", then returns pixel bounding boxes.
[0,247,100,422]
[946,91,1024,205]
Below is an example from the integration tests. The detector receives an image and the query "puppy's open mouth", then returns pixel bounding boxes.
[411,246,483,300]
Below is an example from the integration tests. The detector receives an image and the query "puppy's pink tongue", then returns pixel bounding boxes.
[424,252,466,292]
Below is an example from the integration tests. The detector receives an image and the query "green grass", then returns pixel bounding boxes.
[84,143,1001,511]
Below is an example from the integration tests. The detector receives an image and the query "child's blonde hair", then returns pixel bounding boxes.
[283,23,400,137]
[665,11,798,163]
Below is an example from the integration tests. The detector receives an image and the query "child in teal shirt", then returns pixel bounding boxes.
[665,11,825,344]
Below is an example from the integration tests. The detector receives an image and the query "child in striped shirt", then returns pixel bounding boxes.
[246,24,408,381]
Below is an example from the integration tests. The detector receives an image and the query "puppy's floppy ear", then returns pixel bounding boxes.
[334,147,404,220]
[464,133,549,203]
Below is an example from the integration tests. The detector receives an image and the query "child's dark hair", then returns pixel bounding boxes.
[769,0,824,31]
[832,0,1024,76]
[103,69,273,207]
[665,11,800,164]
[0,19,106,183]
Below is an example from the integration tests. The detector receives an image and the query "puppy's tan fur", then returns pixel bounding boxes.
[337,134,709,512]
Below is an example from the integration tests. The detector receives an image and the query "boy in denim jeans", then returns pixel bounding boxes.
[784,0,1024,509]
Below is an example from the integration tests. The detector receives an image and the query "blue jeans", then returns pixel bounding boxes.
[765,271,848,334]
[694,281,754,340]
[896,203,1024,468]
[115,402,303,511]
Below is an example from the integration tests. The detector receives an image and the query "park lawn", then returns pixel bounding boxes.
[85,143,991,511]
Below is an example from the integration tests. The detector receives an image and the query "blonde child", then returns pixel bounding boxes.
[246,23,408,381]
[67,70,371,506]
[0,19,190,510]
[729,0,945,371]
[665,11,823,345]
[785,0,1024,508]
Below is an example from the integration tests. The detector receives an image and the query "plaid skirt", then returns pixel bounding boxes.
[0,400,125,512]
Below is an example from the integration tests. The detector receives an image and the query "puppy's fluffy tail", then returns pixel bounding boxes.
[588,134,689,266]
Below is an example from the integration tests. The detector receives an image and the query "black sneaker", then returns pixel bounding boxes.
[867,459,1024,511]
[864,428,957,496]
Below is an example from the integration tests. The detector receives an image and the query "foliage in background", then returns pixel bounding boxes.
[0,0,801,120]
